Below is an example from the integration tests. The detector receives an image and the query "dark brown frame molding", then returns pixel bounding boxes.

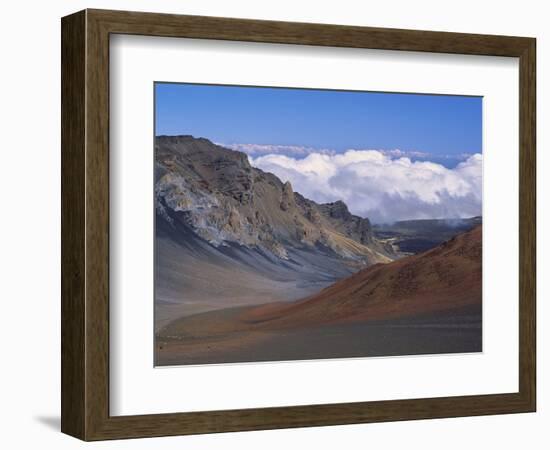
[61,9,536,441]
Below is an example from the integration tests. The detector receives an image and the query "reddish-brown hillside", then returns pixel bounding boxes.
[159,225,482,342]
[240,225,482,328]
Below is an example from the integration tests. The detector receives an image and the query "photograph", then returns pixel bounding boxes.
[154,83,483,366]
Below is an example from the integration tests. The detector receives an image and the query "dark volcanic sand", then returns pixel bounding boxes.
[156,313,481,366]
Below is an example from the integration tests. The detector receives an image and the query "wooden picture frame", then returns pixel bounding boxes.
[61,9,536,441]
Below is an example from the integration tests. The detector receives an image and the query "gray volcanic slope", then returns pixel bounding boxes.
[155,135,397,328]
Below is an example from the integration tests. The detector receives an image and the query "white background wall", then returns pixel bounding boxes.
[0,0,546,448]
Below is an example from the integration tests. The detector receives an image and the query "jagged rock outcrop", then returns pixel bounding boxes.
[280,181,296,212]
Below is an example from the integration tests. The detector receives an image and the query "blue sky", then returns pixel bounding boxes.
[155,82,482,164]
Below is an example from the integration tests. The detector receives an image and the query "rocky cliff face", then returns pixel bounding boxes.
[155,135,395,266]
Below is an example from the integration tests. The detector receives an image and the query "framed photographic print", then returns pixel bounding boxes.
[61,9,536,440]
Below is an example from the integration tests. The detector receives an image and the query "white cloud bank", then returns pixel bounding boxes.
[249,150,482,224]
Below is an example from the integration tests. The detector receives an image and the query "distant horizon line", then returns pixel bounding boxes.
[154,134,479,162]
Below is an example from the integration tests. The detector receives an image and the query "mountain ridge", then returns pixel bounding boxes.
[155,134,395,265]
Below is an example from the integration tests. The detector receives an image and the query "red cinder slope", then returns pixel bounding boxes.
[242,225,482,328]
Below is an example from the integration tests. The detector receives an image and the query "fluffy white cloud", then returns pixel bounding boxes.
[250,150,482,224]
